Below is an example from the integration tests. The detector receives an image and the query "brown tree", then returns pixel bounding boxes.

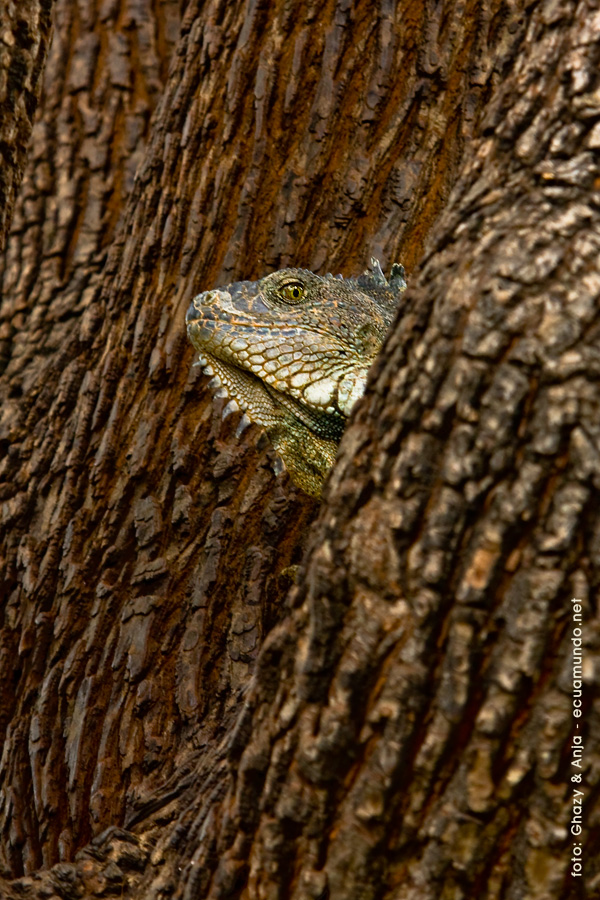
[0,0,53,252]
[0,0,598,898]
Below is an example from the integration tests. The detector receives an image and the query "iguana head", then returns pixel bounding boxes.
[186,258,406,496]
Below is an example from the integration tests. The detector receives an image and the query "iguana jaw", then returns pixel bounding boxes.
[189,343,345,444]
[186,287,376,418]
[189,346,339,496]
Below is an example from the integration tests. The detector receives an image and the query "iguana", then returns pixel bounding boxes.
[186,258,406,497]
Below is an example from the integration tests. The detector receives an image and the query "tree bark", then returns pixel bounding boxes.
[0,0,53,252]
[0,0,598,898]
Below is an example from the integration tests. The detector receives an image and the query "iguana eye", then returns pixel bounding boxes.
[279,282,305,303]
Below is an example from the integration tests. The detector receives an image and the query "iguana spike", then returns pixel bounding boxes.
[235,413,252,438]
[369,257,387,285]
[222,399,240,419]
[389,262,407,293]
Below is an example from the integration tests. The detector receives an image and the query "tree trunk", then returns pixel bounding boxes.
[0,1,597,898]
[0,0,53,252]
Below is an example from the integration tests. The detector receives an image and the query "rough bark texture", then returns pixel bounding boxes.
[0,0,53,251]
[0,0,598,898]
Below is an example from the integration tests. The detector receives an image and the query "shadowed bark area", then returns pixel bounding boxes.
[0,0,53,252]
[0,0,598,898]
